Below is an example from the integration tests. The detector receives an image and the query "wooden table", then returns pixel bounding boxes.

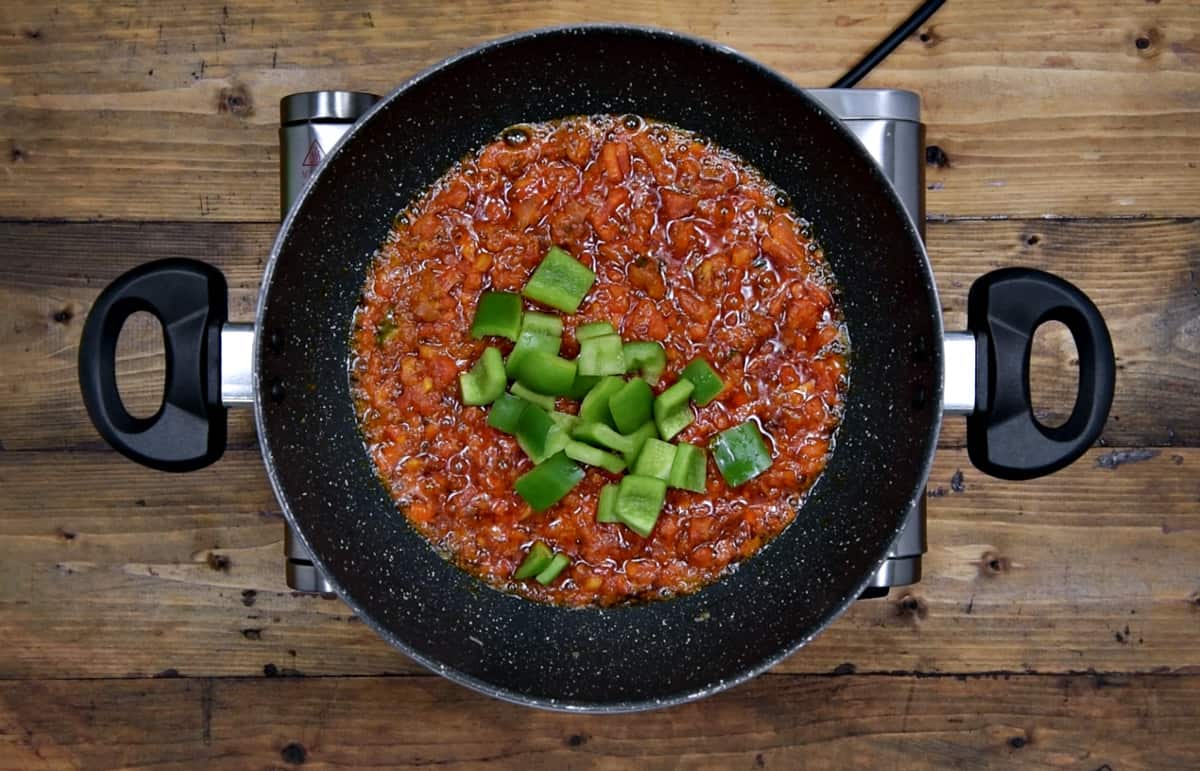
[2,0,1198,767]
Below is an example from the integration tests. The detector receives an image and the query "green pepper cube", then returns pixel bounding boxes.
[596,483,620,523]
[680,358,725,406]
[513,541,553,579]
[459,346,506,405]
[622,420,659,465]
[571,421,636,455]
[653,380,695,440]
[577,334,626,377]
[375,318,399,347]
[608,377,653,434]
[506,331,559,377]
[514,351,577,396]
[566,373,602,400]
[505,311,563,376]
[535,553,571,585]
[615,475,668,537]
[578,375,624,427]
[522,246,596,314]
[514,452,584,512]
[470,291,523,341]
[510,382,556,412]
[515,406,569,464]
[487,393,530,434]
[633,438,677,481]
[520,311,564,337]
[548,411,580,434]
[565,440,626,474]
[710,420,773,488]
[623,341,667,385]
[575,321,617,341]
[669,442,707,492]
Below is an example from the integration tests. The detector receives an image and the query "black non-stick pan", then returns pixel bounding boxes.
[78,26,1114,711]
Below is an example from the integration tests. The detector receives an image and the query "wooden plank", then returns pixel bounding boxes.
[0,674,1197,769]
[0,447,1196,680]
[3,218,1196,451]
[1,0,1197,221]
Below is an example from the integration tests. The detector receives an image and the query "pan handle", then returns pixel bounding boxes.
[78,259,228,472]
[963,268,1115,480]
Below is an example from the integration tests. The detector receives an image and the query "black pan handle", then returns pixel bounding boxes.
[966,268,1115,480]
[78,259,228,472]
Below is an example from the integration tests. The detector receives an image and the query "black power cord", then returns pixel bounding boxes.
[831,0,946,88]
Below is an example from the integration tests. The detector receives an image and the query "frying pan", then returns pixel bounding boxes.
[77,26,1115,711]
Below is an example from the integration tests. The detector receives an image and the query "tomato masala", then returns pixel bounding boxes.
[351,115,847,606]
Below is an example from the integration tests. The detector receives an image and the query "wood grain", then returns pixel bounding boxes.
[1,447,1195,679]
[1,0,1198,221]
[3,218,1196,451]
[1,673,1197,770]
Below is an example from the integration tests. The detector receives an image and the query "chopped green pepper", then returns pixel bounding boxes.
[548,411,580,434]
[653,380,695,439]
[578,375,624,427]
[514,350,577,396]
[623,341,667,385]
[505,312,563,376]
[535,553,571,584]
[565,440,627,474]
[668,442,707,492]
[622,420,659,465]
[459,346,506,406]
[487,393,530,434]
[470,291,523,341]
[514,541,553,579]
[520,311,564,337]
[596,483,619,523]
[571,421,636,455]
[615,475,668,537]
[375,317,399,346]
[514,451,584,511]
[566,373,602,399]
[577,333,626,376]
[680,358,725,406]
[510,382,556,411]
[632,438,677,481]
[608,377,653,434]
[522,246,596,314]
[576,321,617,341]
[515,406,569,463]
[710,420,773,487]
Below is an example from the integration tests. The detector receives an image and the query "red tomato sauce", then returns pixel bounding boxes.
[352,115,847,606]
